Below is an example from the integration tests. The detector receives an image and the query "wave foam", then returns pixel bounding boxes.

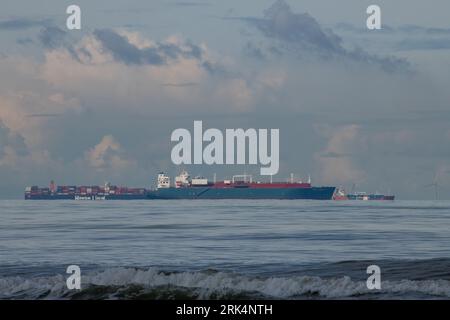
[1,267,450,299]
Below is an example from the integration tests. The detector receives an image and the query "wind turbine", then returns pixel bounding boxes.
[424,172,440,200]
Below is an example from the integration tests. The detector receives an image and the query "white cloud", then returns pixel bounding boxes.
[85,135,134,171]
[315,124,366,184]
[35,31,260,115]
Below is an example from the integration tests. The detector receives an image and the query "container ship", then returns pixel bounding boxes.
[25,181,147,200]
[25,172,336,200]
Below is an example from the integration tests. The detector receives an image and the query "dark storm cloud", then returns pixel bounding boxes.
[0,17,52,30]
[236,0,410,72]
[93,29,203,66]
[0,120,28,157]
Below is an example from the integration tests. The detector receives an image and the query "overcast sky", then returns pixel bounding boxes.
[1,0,450,199]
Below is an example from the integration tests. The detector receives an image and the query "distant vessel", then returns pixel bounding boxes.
[25,171,336,200]
[333,188,395,201]
[347,192,395,201]
[146,171,335,200]
[25,181,147,200]
[333,188,349,201]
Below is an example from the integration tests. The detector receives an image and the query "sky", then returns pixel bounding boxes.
[0,0,450,199]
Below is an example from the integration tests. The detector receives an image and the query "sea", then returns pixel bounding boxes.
[1,200,450,300]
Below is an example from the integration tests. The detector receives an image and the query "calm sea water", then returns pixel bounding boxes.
[1,200,450,299]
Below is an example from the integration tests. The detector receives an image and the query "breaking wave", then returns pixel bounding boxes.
[1,267,450,299]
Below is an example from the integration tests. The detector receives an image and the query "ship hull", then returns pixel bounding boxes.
[25,194,147,200]
[25,187,335,200]
[347,194,395,201]
[146,186,336,200]
[25,194,74,200]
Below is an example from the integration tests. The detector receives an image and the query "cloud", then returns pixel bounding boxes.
[92,29,203,66]
[25,113,63,118]
[335,23,450,37]
[35,30,258,114]
[397,25,450,36]
[335,23,450,52]
[0,119,28,160]
[38,26,67,49]
[396,39,450,51]
[169,1,211,7]
[85,135,134,170]
[334,22,396,34]
[250,0,344,55]
[0,17,52,30]
[237,0,410,72]
[16,38,34,45]
[315,125,366,184]
[161,82,199,87]
[93,29,164,65]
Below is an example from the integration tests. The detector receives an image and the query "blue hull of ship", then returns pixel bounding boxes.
[146,186,336,200]
[25,188,336,200]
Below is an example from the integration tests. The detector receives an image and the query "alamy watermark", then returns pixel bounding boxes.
[66,5,81,30]
[367,5,382,30]
[66,265,81,290]
[366,265,381,290]
[171,121,279,176]
[64,4,381,32]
